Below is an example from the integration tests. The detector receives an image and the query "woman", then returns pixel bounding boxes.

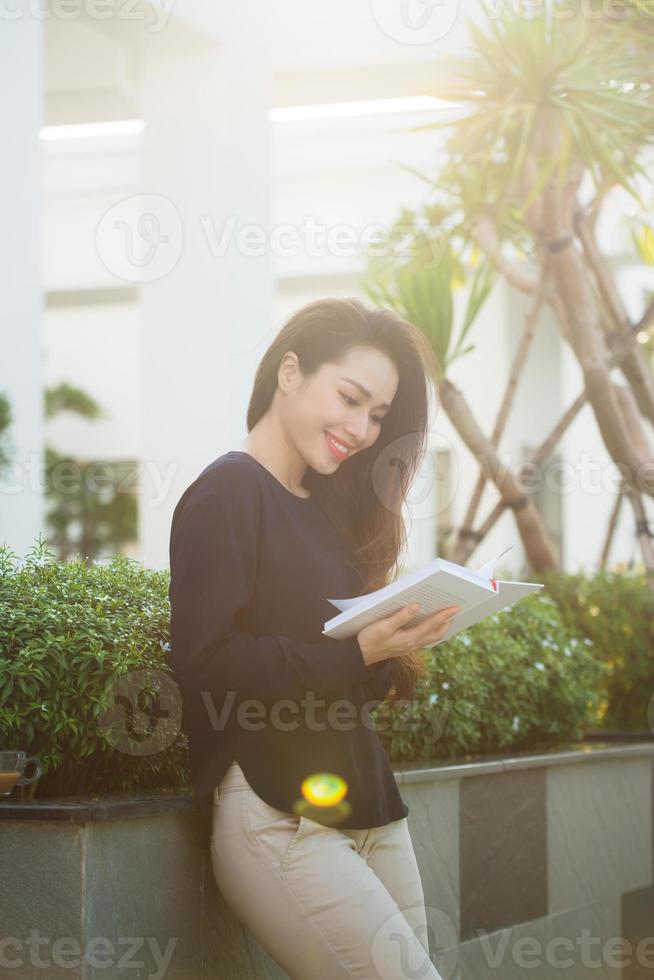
[168,298,460,980]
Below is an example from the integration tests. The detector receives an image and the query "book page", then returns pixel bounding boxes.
[430,580,543,645]
[324,574,543,641]
[327,557,494,615]
[327,583,467,614]
[323,568,495,640]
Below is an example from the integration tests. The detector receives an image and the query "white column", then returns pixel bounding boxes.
[0,14,45,559]
[138,16,274,570]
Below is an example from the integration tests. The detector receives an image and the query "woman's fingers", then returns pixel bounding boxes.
[394,603,421,625]
[426,618,457,644]
[401,604,461,645]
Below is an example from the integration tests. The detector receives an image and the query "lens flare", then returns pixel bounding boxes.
[301,772,348,807]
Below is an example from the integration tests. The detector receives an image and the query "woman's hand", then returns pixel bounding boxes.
[357,603,461,667]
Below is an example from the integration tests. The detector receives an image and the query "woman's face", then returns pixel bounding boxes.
[279,345,399,473]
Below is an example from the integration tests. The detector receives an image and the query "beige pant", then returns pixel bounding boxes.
[210,760,444,980]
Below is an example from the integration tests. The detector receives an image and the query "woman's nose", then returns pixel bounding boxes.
[344,422,368,446]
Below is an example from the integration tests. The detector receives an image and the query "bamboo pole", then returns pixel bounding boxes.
[598,481,625,570]
[623,483,654,590]
[452,261,552,564]
[576,212,654,429]
[439,377,559,571]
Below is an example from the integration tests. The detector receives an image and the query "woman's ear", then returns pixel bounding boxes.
[278,351,302,393]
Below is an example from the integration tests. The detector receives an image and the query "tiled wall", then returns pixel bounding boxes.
[400,753,654,980]
[2,747,651,979]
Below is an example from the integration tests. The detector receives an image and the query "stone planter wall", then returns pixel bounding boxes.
[1,741,652,980]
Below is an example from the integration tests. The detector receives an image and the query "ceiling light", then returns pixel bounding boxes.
[39,119,145,141]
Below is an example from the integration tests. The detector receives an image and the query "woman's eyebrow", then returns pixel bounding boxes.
[339,376,391,411]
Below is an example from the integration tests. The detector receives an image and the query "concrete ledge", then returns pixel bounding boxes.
[1,740,652,819]
[0,789,197,822]
[395,739,654,784]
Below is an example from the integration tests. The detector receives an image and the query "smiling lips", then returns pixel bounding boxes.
[325,432,352,460]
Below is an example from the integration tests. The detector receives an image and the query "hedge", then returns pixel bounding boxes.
[0,538,610,797]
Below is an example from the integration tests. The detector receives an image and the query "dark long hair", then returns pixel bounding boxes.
[246,297,440,702]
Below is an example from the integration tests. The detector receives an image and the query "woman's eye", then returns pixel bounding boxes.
[340,392,383,426]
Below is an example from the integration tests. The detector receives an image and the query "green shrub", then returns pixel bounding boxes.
[0,537,610,798]
[376,591,607,765]
[543,568,654,731]
[0,537,188,797]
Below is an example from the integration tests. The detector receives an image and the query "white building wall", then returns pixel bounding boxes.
[44,300,141,460]
[0,16,45,560]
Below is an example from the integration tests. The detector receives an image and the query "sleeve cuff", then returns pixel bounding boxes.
[339,634,390,682]
[337,634,370,681]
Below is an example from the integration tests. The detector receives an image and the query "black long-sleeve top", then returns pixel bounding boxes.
[167,450,409,833]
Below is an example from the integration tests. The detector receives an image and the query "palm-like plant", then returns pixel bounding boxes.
[367,2,654,581]
[411,7,654,223]
[363,229,491,380]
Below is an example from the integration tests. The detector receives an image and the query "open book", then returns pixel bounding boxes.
[322,545,544,644]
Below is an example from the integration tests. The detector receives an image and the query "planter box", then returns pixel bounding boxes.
[1,741,652,980]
